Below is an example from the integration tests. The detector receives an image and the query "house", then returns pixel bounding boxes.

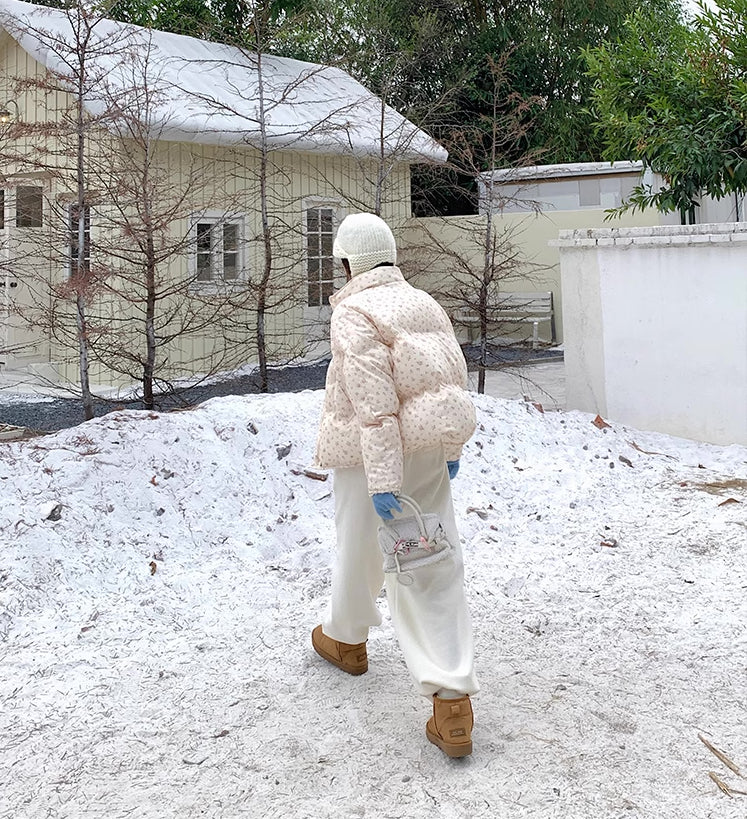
[0,0,446,389]
[478,161,746,223]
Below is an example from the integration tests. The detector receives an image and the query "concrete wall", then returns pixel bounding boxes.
[557,223,747,446]
[402,207,673,345]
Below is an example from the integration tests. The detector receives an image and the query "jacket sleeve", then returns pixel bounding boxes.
[332,305,403,495]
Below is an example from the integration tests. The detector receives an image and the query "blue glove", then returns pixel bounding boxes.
[447,460,460,480]
[372,492,402,520]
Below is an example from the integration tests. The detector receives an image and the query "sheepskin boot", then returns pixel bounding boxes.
[426,694,473,758]
[311,625,368,675]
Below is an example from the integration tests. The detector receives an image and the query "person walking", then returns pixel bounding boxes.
[311,212,479,758]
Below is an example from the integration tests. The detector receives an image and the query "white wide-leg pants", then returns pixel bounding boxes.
[322,446,479,698]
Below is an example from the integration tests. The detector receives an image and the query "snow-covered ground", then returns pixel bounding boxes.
[1,390,745,818]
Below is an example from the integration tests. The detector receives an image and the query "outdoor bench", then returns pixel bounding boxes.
[455,291,556,349]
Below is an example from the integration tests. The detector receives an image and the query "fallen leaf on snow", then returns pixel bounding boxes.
[467,506,489,520]
[43,503,63,522]
[290,467,328,482]
[708,771,734,797]
[718,498,741,507]
[523,399,544,414]
[592,415,611,430]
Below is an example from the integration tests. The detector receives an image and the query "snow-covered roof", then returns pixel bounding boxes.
[482,161,644,183]
[0,0,447,161]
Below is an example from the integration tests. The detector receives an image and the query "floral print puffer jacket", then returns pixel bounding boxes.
[313,266,476,495]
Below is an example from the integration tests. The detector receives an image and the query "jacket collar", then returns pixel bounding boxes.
[330,266,404,308]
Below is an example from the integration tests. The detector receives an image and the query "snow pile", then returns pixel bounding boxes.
[0,390,745,818]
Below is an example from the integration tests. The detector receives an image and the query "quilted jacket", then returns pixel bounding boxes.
[313,265,476,494]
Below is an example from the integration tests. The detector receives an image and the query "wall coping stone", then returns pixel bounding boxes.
[552,221,747,248]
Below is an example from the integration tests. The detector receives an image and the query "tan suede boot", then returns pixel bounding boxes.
[311,625,368,675]
[426,694,473,758]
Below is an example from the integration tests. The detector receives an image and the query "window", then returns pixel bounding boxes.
[69,204,90,277]
[306,206,334,306]
[16,185,43,227]
[192,217,242,283]
[579,178,601,208]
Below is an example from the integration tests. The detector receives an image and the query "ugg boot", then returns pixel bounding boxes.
[426,694,473,758]
[311,625,368,675]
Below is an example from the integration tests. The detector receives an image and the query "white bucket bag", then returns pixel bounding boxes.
[377,494,454,585]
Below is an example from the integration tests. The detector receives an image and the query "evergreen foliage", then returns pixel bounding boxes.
[32,0,693,209]
[587,0,747,217]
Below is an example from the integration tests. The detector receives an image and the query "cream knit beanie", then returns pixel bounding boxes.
[333,213,397,277]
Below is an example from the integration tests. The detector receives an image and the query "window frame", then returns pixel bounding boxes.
[15,184,44,228]
[304,202,342,308]
[187,212,247,288]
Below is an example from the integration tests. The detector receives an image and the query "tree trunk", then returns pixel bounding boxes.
[75,293,94,419]
[256,298,267,393]
[477,200,494,396]
[75,47,94,420]
[256,42,272,393]
[141,136,157,409]
[143,252,157,409]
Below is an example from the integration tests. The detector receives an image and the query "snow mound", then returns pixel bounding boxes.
[0,390,745,818]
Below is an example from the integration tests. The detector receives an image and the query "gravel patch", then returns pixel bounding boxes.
[0,346,562,434]
[0,361,330,434]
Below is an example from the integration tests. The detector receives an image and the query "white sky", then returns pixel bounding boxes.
[685,0,717,13]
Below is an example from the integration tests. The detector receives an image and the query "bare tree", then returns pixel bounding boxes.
[84,35,251,408]
[176,18,370,391]
[405,55,548,393]
[1,4,258,409]
[0,0,139,417]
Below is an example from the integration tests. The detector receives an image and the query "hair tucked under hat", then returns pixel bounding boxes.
[333,213,397,278]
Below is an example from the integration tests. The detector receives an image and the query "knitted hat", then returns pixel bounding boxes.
[333,213,397,277]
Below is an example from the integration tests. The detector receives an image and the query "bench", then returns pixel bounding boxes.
[454,291,556,349]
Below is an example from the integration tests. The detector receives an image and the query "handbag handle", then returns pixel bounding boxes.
[390,493,428,540]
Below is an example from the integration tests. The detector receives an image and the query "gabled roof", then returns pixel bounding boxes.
[0,0,447,162]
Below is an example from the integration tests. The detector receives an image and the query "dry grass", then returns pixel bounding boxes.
[690,478,747,496]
